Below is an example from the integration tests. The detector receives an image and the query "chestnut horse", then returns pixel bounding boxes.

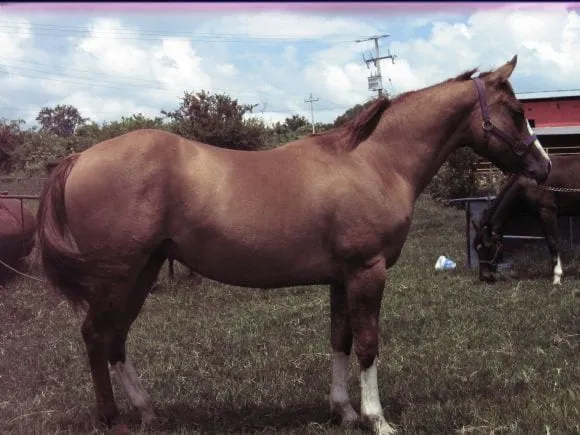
[473,154,580,285]
[0,197,36,284]
[36,56,550,434]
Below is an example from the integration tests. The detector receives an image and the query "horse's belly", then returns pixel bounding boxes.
[175,230,335,288]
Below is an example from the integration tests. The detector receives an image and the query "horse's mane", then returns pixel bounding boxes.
[313,65,489,151]
[341,97,392,150]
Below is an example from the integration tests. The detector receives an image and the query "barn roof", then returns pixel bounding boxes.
[533,125,580,135]
[517,90,580,101]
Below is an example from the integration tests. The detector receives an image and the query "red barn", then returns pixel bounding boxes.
[519,90,580,154]
[474,91,580,173]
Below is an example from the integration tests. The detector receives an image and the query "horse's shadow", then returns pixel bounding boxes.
[55,398,408,433]
[55,402,348,434]
[151,402,335,433]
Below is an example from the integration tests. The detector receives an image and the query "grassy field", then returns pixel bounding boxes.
[0,195,578,434]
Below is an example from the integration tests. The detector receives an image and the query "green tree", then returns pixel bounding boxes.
[0,118,27,173]
[81,113,167,142]
[426,147,480,202]
[161,90,265,151]
[36,104,89,137]
[284,114,309,131]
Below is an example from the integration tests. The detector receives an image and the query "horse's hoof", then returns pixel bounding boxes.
[363,415,398,435]
[140,408,157,429]
[330,401,359,427]
[339,409,359,428]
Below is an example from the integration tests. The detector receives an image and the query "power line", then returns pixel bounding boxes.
[355,34,397,98]
[304,93,319,134]
[0,20,360,44]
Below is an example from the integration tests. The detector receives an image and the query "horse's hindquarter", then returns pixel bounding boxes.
[64,131,185,256]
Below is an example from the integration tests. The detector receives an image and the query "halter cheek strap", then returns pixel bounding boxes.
[473,77,537,157]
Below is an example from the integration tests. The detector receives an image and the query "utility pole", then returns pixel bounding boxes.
[355,33,397,98]
[305,93,319,134]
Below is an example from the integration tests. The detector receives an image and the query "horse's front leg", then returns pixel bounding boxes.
[538,208,562,285]
[345,257,397,435]
[329,283,359,425]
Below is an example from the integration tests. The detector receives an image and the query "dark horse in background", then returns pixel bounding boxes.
[0,196,36,284]
[35,56,550,434]
[473,154,580,285]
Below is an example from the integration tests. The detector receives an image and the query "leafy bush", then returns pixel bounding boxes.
[426,147,480,203]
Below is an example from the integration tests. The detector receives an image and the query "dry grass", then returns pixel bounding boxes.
[0,195,578,434]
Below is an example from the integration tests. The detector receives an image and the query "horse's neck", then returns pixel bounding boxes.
[486,177,522,233]
[359,81,476,199]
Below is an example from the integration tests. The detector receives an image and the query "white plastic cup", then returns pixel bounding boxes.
[435,255,456,271]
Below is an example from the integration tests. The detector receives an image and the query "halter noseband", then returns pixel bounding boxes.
[473,77,537,157]
[476,228,503,267]
[477,242,503,267]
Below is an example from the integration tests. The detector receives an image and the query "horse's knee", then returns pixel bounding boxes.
[108,334,127,364]
[353,332,380,369]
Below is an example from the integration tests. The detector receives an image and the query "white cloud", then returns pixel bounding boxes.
[387,6,580,94]
[62,17,213,123]
[214,11,377,40]
[216,63,238,77]
[383,59,425,94]
[3,5,580,129]
[0,14,32,60]
[77,18,150,79]
[150,38,212,92]
[59,91,161,124]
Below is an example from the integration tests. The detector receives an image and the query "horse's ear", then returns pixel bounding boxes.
[487,55,518,85]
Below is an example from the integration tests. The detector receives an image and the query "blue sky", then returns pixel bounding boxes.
[1,2,579,127]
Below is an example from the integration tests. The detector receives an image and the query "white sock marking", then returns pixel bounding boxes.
[360,360,383,416]
[329,352,358,423]
[113,361,156,423]
[553,254,563,285]
[360,359,397,434]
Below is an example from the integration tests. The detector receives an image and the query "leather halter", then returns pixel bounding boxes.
[477,240,503,267]
[473,77,537,157]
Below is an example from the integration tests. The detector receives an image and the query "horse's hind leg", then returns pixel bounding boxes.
[538,207,562,285]
[81,303,123,426]
[108,251,166,428]
[329,282,359,425]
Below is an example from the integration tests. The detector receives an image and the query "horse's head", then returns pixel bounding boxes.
[471,219,503,282]
[467,55,551,184]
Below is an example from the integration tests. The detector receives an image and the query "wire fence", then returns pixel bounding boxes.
[0,176,47,197]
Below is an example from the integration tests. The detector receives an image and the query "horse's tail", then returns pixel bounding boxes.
[37,154,130,309]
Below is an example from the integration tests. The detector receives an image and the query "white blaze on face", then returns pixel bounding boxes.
[526,119,550,161]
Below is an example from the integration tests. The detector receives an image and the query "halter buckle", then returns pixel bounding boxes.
[512,140,528,156]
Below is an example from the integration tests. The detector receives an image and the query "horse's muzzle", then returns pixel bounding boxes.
[479,270,498,283]
[540,159,552,184]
